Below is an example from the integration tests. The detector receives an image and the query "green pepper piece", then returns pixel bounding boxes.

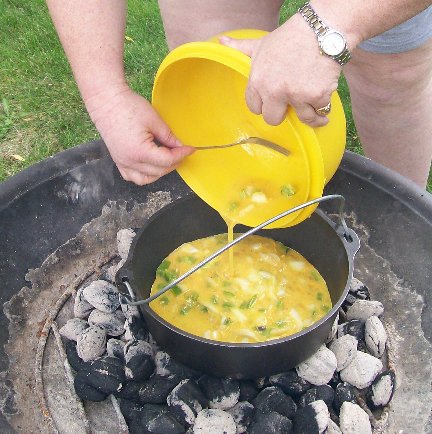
[276,241,290,254]
[281,184,296,197]
[170,285,182,296]
[311,271,321,282]
[240,294,258,309]
[180,304,192,315]
[211,295,218,304]
[159,296,170,305]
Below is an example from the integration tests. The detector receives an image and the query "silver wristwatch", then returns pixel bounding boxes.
[298,2,351,66]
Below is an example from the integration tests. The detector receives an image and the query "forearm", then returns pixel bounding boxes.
[310,0,432,48]
[46,0,128,111]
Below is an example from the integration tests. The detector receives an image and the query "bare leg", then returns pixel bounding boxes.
[344,40,432,188]
[158,0,284,50]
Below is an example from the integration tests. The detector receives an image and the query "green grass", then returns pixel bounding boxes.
[0,0,430,191]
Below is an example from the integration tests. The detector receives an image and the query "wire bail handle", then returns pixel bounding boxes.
[120,194,352,306]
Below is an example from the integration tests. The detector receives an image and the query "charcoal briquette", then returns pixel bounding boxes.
[59,318,89,341]
[249,411,293,434]
[254,377,268,389]
[167,379,208,426]
[328,371,341,389]
[333,382,356,414]
[82,280,120,313]
[146,332,160,354]
[364,315,387,358]
[340,351,382,389]
[197,375,240,410]
[329,335,358,372]
[88,309,125,336]
[76,324,107,362]
[138,375,182,404]
[253,386,297,419]
[79,356,126,394]
[298,385,334,409]
[65,340,89,372]
[326,418,342,434]
[341,293,358,311]
[349,278,370,300]
[119,398,146,423]
[155,351,201,379]
[325,314,339,344]
[346,300,384,322]
[239,380,260,401]
[293,400,329,434]
[124,315,148,341]
[337,320,365,349]
[366,370,396,409]
[269,370,312,397]
[106,338,125,361]
[193,408,236,434]
[120,301,141,321]
[337,320,364,339]
[74,287,94,319]
[339,402,372,434]
[296,345,337,386]
[136,403,186,434]
[125,340,155,381]
[74,370,108,402]
[116,381,142,402]
[227,401,255,433]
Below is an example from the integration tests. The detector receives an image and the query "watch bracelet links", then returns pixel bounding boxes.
[298,2,328,37]
[298,2,351,66]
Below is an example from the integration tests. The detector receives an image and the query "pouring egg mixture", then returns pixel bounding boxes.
[150,233,332,343]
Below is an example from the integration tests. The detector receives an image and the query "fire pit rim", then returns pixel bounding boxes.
[1,141,431,218]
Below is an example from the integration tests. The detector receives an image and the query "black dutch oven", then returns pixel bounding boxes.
[116,193,360,379]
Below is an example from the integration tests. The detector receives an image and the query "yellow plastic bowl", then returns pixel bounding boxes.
[152,29,346,228]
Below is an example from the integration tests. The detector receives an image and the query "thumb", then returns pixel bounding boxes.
[219,36,261,58]
[151,114,185,149]
[153,124,195,155]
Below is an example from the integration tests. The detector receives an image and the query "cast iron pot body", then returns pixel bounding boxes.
[117,194,359,379]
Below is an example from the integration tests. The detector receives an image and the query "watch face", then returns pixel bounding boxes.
[321,31,345,56]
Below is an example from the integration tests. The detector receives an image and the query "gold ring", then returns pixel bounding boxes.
[315,102,332,116]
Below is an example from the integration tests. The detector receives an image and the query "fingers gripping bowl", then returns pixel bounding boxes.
[152,29,346,228]
[116,194,359,379]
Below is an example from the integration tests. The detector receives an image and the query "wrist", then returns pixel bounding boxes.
[307,0,364,50]
[83,80,131,120]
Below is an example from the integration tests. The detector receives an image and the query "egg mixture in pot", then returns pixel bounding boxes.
[150,234,331,343]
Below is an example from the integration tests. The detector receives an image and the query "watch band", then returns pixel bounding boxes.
[298,2,351,66]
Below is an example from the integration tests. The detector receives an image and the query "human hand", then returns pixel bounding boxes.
[220,13,346,127]
[86,87,194,185]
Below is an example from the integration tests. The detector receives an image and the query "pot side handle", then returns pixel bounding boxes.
[115,262,136,300]
[337,226,361,261]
